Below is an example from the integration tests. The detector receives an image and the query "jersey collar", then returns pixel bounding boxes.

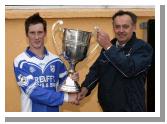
[25,47,49,58]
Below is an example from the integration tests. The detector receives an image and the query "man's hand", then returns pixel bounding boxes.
[68,93,80,105]
[77,87,88,101]
[71,72,79,82]
[97,29,112,50]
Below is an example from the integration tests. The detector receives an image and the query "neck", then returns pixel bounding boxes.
[29,47,45,58]
[118,41,126,45]
[117,41,127,45]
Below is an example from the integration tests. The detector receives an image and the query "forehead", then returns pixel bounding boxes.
[28,23,44,31]
[113,15,133,25]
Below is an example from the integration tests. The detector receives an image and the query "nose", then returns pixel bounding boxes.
[119,26,124,32]
[35,33,39,39]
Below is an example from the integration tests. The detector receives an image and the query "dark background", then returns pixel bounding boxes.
[147,19,155,112]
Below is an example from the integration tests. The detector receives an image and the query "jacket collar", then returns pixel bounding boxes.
[111,32,136,50]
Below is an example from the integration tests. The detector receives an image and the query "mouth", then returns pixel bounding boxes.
[34,40,41,44]
[118,33,126,38]
[118,35,125,39]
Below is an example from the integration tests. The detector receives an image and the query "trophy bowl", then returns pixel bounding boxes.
[63,28,91,64]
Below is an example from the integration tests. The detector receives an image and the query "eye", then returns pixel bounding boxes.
[122,25,129,29]
[38,31,44,35]
[38,31,43,34]
[29,32,35,35]
[114,25,121,29]
[28,32,35,36]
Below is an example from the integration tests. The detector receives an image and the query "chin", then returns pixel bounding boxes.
[118,39,125,42]
[33,45,43,49]
[34,43,43,48]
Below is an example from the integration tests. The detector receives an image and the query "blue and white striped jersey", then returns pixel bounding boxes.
[14,47,68,112]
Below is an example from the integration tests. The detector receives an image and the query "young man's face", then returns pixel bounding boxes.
[113,15,136,44]
[27,23,46,50]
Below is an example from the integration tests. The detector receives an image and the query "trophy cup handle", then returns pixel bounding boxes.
[87,26,100,56]
[51,20,64,55]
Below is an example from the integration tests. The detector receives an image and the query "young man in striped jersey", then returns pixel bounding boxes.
[14,13,79,112]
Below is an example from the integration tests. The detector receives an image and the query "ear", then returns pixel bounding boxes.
[132,24,136,32]
[44,31,47,37]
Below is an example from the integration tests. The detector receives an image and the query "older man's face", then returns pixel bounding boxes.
[113,15,136,44]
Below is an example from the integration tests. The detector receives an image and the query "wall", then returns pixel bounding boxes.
[5,6,155,112]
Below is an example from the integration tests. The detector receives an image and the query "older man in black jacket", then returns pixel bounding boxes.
[78,10,153,112]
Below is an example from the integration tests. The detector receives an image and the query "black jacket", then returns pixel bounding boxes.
[81,33,153,112]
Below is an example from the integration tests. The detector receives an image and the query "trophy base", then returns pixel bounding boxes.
[59,76,80,93]
[59,85,80,93]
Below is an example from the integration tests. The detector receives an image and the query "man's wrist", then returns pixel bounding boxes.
[105,45,112,50]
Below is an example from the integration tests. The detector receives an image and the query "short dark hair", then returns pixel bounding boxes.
[25,12,47,36]
[112,10,137,24]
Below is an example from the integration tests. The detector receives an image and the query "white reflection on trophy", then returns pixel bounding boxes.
[52,20,98,93]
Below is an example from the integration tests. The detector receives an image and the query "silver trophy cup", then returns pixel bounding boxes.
[52,20,98,93]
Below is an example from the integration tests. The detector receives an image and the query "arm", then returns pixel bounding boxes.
[96,29,153,78]
[82,57,100,92]
[104,42,153,78]
[78,55,101,100]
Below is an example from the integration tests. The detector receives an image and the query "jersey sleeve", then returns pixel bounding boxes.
[13,60,65,106]
[57,60,68,85]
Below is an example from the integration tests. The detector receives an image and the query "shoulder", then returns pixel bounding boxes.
[14,52,28,67]
[133,39,153,51]
[47,51,59,59]
[47,51,64,64]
